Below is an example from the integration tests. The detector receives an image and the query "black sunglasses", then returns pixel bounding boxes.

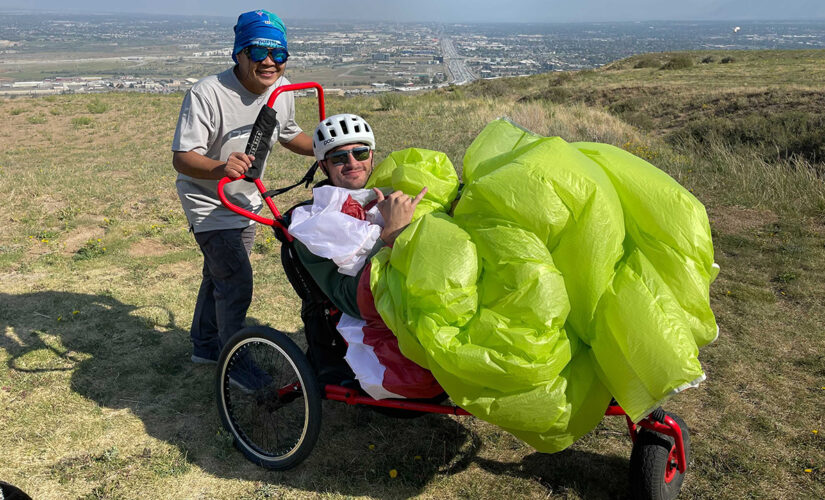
[243,45,289,64]
[325,146,371,165]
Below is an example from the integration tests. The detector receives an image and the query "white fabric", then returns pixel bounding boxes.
[337,314,404,400]
[288,186,384,276]
[290,185,406,399]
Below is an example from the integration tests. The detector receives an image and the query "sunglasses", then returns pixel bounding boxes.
[243,45,289,64]
[325,146,372,165]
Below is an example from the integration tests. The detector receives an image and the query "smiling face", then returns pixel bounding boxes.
[320,143,374,189]
[234,49,286,95]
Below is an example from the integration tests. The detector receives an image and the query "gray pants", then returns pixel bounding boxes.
[190,225,256,358]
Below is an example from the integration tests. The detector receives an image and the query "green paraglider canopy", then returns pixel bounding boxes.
[368,118,718,452]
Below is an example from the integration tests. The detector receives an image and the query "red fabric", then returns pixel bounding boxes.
[340,195,366,220]
[356,262,443,399]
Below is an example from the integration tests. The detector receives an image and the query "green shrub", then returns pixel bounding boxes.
[609,97,646,115]
[71,116,93,127]
[701,56,716,64]
[660,55,694,70]
[27,115,47,124]
[721,56,736,64]
[549,72,574,86]
[474,78,512,98]
[74,238,106,260]
[622,111,655,131]
[673,111,825,165]
[633,56,660,69]
[541,86,572,104]
[378,92,403,111]
[87,99,109,114]
[9,108,25,116]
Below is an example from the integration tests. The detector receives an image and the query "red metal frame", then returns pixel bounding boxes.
[324,384,472,415]
[217,81,326,242]
[606,404,687,475]
[321,383,686,475]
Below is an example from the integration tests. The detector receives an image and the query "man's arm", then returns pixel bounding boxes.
[172,150,254,180]
[281,131,314,156]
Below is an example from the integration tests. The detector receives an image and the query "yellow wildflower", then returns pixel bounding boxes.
[389,469,398,478]
[368,444,375,450]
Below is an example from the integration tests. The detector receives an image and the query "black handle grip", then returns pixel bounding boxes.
[243,105,278,181]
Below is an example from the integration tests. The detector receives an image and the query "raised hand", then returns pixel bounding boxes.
[372,187,428,245]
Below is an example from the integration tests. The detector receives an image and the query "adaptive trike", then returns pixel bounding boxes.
[215,82,691,500]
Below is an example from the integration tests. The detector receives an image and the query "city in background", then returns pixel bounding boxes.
[2,13,825,96]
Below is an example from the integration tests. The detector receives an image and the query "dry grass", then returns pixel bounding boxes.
[2,51,825,499]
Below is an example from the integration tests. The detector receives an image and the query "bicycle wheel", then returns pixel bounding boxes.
[216,326,322,470]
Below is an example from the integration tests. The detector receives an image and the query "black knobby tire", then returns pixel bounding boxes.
[629,413,691,500]
[216,326,322,470]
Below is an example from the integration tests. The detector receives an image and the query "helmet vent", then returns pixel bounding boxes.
[316,130,325,142]
[364,123,370,132]
[354,124,361,133]
[339,119,349,134]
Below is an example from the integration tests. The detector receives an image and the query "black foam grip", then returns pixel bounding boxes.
[243,105,278,181]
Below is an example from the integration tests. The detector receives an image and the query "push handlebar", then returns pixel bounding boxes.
[217,82,326,240]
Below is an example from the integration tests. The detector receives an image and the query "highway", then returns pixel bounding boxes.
[440,36,476,85]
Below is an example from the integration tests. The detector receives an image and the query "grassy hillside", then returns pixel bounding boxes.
[1,49,823,499]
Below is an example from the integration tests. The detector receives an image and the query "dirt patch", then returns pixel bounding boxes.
[708,206,779,235]
[128,239,173,258]
[62,226,105,254]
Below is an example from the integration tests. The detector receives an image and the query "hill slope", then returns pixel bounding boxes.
[0,50,823,499]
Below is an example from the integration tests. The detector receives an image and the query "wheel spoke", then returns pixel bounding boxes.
[217,327,321,469]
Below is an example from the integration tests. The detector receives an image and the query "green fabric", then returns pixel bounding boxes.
[368,122,717,452]
[366,148,459,218]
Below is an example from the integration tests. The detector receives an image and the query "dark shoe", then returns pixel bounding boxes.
[316,363,356,386]
[191,347,219,365]
[228,362,273,394]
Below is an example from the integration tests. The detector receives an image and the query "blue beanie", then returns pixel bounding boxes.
[232,10,288,63]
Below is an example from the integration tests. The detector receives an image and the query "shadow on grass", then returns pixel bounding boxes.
[0,291,478,496]
[475,449,630,498]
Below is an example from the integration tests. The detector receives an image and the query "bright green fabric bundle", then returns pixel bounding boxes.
[369,119,717,452]
[366,147,459,218]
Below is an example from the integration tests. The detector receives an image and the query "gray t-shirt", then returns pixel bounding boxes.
[172,68,302,232]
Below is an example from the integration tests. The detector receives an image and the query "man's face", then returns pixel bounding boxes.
[320,143,374,190]
[235,49,286,95]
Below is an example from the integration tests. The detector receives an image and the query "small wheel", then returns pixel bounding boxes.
[216,326,321,470]
[629,413,691,500]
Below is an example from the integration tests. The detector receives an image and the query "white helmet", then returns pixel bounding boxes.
[312,113,376,161]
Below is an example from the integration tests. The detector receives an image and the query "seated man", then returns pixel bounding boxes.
[288,113,426,384]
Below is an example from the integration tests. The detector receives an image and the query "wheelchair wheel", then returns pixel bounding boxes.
[216,326,321,470]
[629,413,691,500]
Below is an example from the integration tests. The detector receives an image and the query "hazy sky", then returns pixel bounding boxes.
[1,0,824,23]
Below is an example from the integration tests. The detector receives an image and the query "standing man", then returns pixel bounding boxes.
[172,9,314,365]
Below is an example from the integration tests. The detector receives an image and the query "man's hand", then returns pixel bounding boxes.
[372,187,427,246]
[223,152,254,179]
[172,150,254,180]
